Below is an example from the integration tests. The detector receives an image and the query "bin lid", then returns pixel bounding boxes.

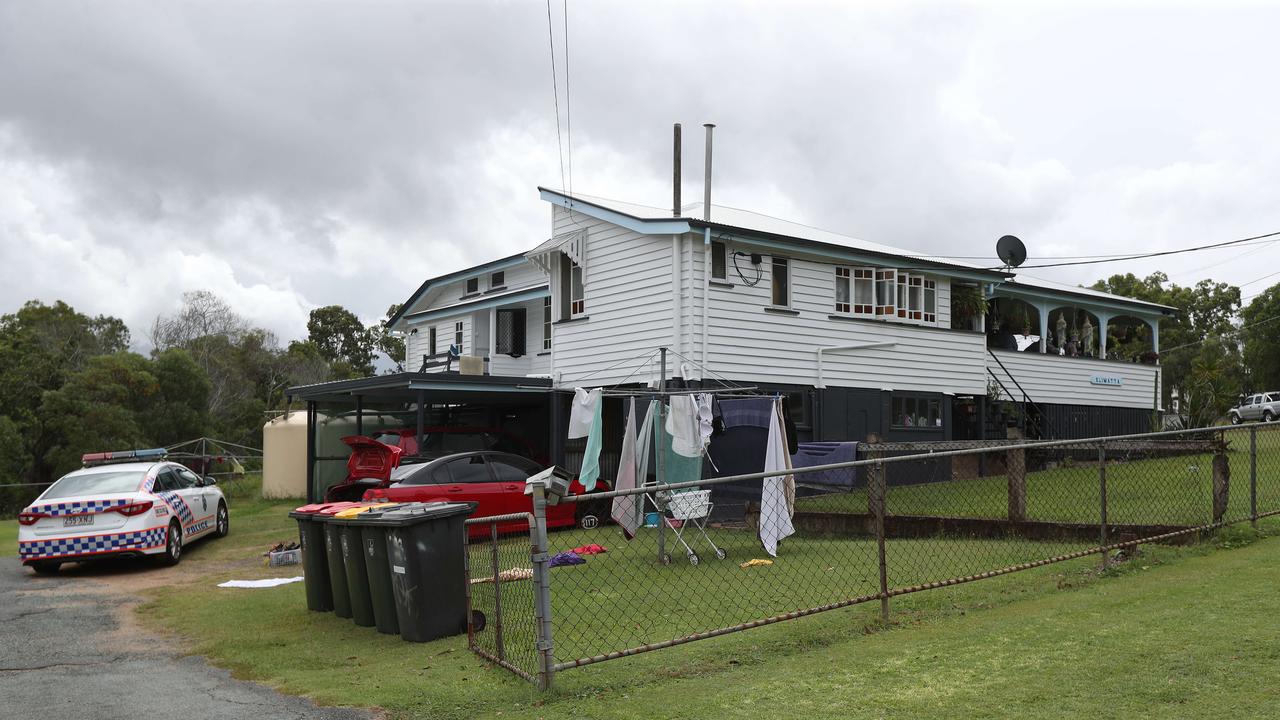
[356,501,477,526]
[333,502,405,519]
[313,502,367,517]
[289,501,358,518]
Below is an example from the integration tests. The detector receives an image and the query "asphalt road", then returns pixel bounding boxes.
[0,557,371,720]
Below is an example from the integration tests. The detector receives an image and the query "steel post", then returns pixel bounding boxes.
[529,484,556,691]
[490,522,506,661]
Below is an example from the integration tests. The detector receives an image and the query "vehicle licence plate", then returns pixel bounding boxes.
[63,515,93,527]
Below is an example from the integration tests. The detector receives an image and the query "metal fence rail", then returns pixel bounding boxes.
[462,423,1280,689]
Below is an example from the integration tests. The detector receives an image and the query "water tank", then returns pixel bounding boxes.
[261,411,317,499]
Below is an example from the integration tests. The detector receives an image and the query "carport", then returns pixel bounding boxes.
[287,372,559,502]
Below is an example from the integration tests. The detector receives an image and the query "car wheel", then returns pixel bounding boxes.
[158,520,183,567]
[30,560,61,575]
[1230,413,1242,425]
[214,502,229,538]
[1265,410,1275,423]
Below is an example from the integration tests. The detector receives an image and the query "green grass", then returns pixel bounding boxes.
[797,425,1280,526]
[136,517,1280,719]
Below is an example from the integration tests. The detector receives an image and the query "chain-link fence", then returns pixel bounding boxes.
[464,422,1280,689]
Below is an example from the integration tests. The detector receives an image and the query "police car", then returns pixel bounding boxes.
[17,448,229,574]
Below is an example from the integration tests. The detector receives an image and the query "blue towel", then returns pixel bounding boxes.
[791,442,859,488]
[718,398,774,429]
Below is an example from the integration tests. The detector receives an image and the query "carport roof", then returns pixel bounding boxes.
[287,371,554,404]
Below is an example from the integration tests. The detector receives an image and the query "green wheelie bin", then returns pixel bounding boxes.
[289,502,361,613]
[376,502,477,642]
[331,503,405,629]
[314,502,366,619]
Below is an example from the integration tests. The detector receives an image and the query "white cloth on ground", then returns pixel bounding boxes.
[567,387,601,439]
[666,394,703,458]
[218,577,304,589]
[760,398,796,557]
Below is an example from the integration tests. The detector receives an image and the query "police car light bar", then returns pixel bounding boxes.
[81,448,168,466]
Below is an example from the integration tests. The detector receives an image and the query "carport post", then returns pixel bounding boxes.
[305,401,316,503]
[528,482,557,691]
[355,395,364,437]
[415,390,425,452]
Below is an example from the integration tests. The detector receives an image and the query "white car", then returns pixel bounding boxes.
[17,449,229,574]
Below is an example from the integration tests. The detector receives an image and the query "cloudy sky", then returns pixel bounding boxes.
[3,0,1279,348]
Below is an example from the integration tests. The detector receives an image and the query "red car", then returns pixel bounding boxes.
[325,436,608,537]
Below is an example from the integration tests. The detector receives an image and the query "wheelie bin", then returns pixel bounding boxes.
[289,502,361,613]
[314,502,366,618]
[331,503,404,629]
[337,503,412,635]
[376,502,477,642]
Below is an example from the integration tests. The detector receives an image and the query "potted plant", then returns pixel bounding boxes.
[951,284,988,330]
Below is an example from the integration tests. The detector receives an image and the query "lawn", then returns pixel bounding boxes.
[796,424,1280,526]
[133,517,1280,719]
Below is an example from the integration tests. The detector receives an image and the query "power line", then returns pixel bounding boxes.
[1239,268,1280,289]
[562,0,573,199]
[982,229,1280,271]
[1160,312,1280,355]
[545,0,566,193]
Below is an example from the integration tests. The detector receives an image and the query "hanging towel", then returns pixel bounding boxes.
[567,387,601,439]
[666,394,703,458]
[611,398,642,538]
[659,402,704,487]
[792,442,859,489]
[760,398,796,557]
[719,397,775,429]
[579,396,604,492]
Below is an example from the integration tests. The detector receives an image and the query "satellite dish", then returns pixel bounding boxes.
[996,235,1027,268]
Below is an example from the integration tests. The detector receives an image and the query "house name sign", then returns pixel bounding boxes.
[1089,375,1124,387]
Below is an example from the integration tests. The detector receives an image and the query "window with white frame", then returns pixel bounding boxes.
[454,321,464,353]
[835,266,851,313]
[490,271,505,289]
[542,297,552,350]
[875,269,896,317]
[771,256,790,307]
[896,272,909,319]
[558,253,585,318]
[711,241,727,280]
[923,279,937,323]
[428,326,437,356]
[465,278,478,295]
[908,275,924,321]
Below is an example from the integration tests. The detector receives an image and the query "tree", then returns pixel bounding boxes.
[372,303,406,370]
[307,305,375,377]
[1241,283,1280,392]
[145,348,212,446]
[0,301,132,483]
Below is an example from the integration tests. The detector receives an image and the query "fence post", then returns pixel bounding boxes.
[1006,427,1026,522]
[865,432,882,516]
[869,458,890,624]
[490,522,506,662]
[1212,436,1230,525]
[528,484,556,691]
[1099,441,1109,571]
[1250,426,1258,530]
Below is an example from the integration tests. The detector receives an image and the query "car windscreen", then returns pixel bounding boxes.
[389,464,425,482]
[41,470,146,499]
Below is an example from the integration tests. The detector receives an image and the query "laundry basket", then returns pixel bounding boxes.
[667,490,712,521]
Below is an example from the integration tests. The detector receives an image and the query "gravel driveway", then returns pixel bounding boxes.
[0,556,370,720]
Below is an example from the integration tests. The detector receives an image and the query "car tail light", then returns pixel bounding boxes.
[17,511,46,526]
[114,500,154,517]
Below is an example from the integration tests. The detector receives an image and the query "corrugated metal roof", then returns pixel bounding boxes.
[999,274,1178,313]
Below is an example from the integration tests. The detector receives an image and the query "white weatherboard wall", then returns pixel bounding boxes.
[704,251,986,394]
[987,351,1159,409]
[406,313,471,373]
[488,297,551,377]
[550,207,676,387]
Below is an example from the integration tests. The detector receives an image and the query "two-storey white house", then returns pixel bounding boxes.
[386,188,1171,446]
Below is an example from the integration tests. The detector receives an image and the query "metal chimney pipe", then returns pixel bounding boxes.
[673,123,682,217]
[703,123,715,221]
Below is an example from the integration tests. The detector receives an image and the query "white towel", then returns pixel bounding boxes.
[611,399,641,538]
[666,394,703,458]
[218,577,304,589]
[567,387,601,439]
[760,398,796,557]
